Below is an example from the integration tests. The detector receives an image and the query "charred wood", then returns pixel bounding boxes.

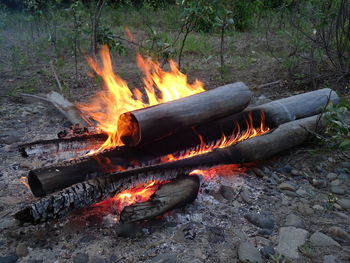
[120,175,200,223]
[118,82,252,146]
[26,88,339,197]
[17,115,321,224]
[18,133,107,158]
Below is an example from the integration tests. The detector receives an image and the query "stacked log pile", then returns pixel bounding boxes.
[15,83,339,224]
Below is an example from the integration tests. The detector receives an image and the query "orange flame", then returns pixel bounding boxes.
[161,112,270,163]
[190,164,247,181]
[76,46,204,152]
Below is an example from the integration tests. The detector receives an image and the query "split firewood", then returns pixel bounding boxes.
[120,175,200,223]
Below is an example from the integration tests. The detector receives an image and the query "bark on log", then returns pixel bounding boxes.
[16,115,321,224]
[26,88,339,197]
[28,109,266,197]
[254,88,338,125]
[120,175,200,223]
[18,133,107,157]
[118,82,252,146]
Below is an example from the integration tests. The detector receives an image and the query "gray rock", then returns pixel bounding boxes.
[311,179,327,188]
[310,232,340,247]
[291,169,301,176]
[250,168,265,178]
[15,243,28,257]
[73,253,89,263]
[260,246,275,259]
[330,179,341,186]
[238,242,262,263]
[244,213,274,229]
[207,226,225,243]
[337,198,350,210]
[296,188,307,197]
[330,186,346,195]
[0,217,17,229]
[1,135,20,145]
[312,204,324,211]
[276,227,309,259]
[285,214,304,228]
[297,202,313,215]
[89,256,108,263]
[327,173,338,180]
[151,253,178,263]
[323,255,337,263]
[240,188,252,204]
[116,223,141,238]
[339,173,349,180]
[283,190,299,197]
[0,255,18,263]
[219,185,235,200]
[277,182,296,191]
[339,161,350,168]
[328,226,350,243]
[79,235,95,243]
[257,228,273,236]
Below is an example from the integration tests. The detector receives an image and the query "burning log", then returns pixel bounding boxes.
[26,88,338,197]
[18,133,107,158]
[27,109,266,197]
[17,115,320,224]
[120,175,200,223]
[118,82,252,146]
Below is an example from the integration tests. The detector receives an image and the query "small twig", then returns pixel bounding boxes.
[50,60,63,93]
[258,80,282,89]
[315,89,333,133]
[20,93,52,103]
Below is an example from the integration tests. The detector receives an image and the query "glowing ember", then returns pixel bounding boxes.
[95,180,168,214]
[161,111,270,163]
[20,176,30,189]
[190,164,247,181]
[76,45,204,153]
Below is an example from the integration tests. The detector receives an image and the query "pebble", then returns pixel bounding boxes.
[328,226,350,243]
[219,185,235,200]
[151,253,178,263]
[310,231,340,247]
[326,173,338,180]
[284,214,304,228]
[238,242,262,263]
[0,218,17,229]
[337,198,350,210]
[73,253,89,263]
[0,255,18,263]
[79,235,95,243]
[275,227,309,259]
[311,179,327,188]
[207,226,225,243]
[296,188,307,196]
[312,204,324,211]
[339,161,350,168]
[330,186,346,195]
[277,182,296,191]
[291,169,301,176]
[323,255,337,263]
[244,213,274,229]
[15,243,28,257]
[250,167,265,178]
[240,188,252,204]
[257,228,273,236]
[116,223,142,238]
[89,256,108,263]
[260,246,275,259]
[297,202,313,215]
[330,179,341,186]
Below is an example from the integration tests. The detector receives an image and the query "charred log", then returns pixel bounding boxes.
[120,175,200,223]
[28,109,266,197]
[118,82,252,146]
[18,133,107,158]
[17,115,320,224]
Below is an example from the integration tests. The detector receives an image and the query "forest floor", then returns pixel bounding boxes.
[0,9,349,263]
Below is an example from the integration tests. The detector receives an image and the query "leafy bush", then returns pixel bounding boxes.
[323,99,350,149]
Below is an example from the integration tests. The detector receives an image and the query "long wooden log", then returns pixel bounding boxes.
[120,175,200,223]
[27,109,266,197]
[18,133,107,157]
[26,88,339,197]
[118,82,252,146]
[16,115,320,224]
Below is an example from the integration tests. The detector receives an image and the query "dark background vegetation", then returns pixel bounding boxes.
[0,0,349,147]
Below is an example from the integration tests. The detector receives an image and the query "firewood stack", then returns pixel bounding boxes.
[15,83,339,224]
